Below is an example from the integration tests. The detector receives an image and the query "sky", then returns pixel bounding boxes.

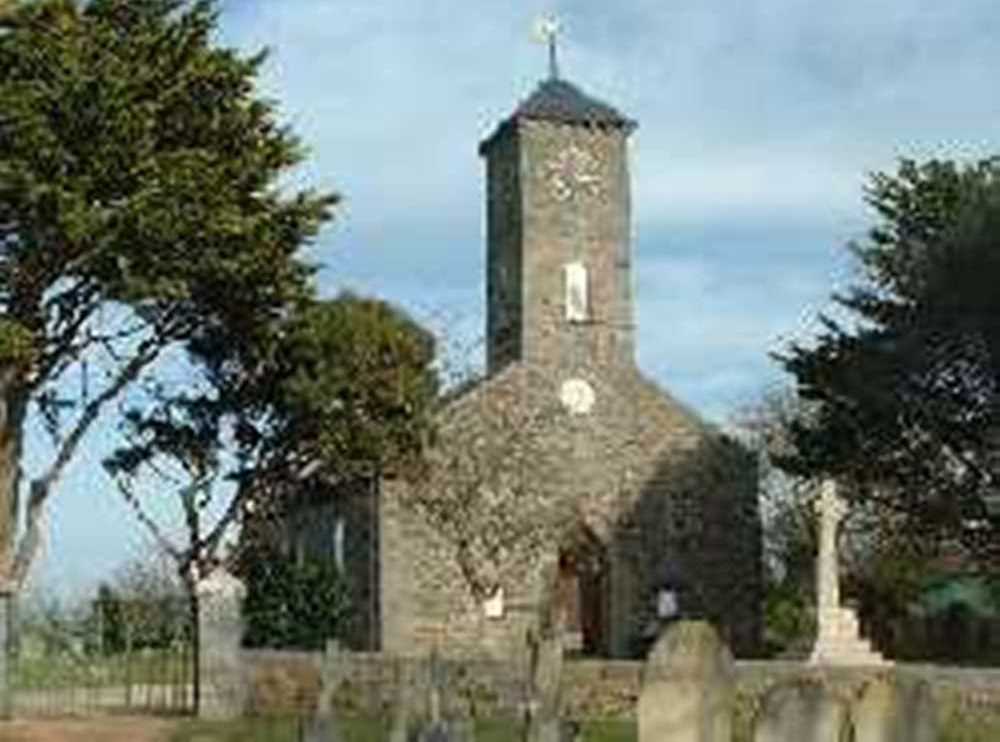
[27,0,1000,602]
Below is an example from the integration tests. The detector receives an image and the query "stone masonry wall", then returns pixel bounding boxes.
[378,362,762,660]
[242,650,1000,725]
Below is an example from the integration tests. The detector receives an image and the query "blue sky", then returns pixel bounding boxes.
[29,0,1000,601]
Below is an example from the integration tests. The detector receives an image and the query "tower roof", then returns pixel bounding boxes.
[514,77,634,128]
[479,77,636,155]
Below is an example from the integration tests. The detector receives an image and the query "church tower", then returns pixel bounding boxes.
[479,68,636,377]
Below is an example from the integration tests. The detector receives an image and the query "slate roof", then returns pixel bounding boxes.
[513,78,634,129]
[480,77,635,153]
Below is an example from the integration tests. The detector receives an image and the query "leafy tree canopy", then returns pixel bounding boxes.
[103,293,438,581]
[775,158,1000,563]
[0,0,336,586]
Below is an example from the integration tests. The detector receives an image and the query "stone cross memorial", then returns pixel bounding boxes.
[809,480,889,666]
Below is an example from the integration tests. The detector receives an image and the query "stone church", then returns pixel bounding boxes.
[284,67,762,659]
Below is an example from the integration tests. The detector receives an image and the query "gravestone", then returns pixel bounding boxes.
[753,679,848,742]
[855,678,937,742]
[196,567,247,719]
[389,659,417,742]
[638,620,734,742]
[852,677,896,742]
[303,640,350,742]
[526,631,564,742]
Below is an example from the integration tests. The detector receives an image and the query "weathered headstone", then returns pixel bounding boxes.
[851,677,936,742]
[196,567,247,719]
[852,677,899,742]
[526,631,564,742]
[390,657,428,742]
[753,679,847,742]
[638,620,734,742]
[303,640,350,742]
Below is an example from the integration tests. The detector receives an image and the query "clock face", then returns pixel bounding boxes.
[560,378,596,415]
[545,145,602,202]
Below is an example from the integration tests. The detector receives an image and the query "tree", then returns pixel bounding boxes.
[93,551,187,653]
[240,545,351,651]
[774,157,1000,567]
[0,0,335,590]
[102,292,436,708]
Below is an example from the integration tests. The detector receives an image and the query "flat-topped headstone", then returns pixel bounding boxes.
[754,679,847,742]
[639,620,734,742]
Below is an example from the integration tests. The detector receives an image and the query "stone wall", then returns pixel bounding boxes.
[238,649,1000,724]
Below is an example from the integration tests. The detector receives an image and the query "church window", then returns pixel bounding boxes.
[564,261,588,322]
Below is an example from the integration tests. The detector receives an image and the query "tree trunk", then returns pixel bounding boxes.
[0,370,27,587]
[187,577,200,717]
[0,369,27,723]
[0,590,13,720]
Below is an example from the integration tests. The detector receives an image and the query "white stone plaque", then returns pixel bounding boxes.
[483,586,505,619]
[564,261,588,322]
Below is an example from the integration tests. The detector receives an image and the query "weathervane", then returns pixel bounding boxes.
[533,14,561,80]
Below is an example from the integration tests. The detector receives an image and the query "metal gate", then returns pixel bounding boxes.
[10,592,194,717]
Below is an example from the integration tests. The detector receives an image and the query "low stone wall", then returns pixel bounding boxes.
[239,647,1000,724]
[244,650,322,715]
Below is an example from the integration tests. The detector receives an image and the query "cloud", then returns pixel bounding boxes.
[32,0,1000,594]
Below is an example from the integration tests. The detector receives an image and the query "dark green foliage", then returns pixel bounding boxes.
[241,546,351,651]
[0,0,331,350]
[0,0,335,584]
[261,294,438,484]
[93,581,189,652]
[774,158,1000,562]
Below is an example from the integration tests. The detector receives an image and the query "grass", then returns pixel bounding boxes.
[167,711,1000,742]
